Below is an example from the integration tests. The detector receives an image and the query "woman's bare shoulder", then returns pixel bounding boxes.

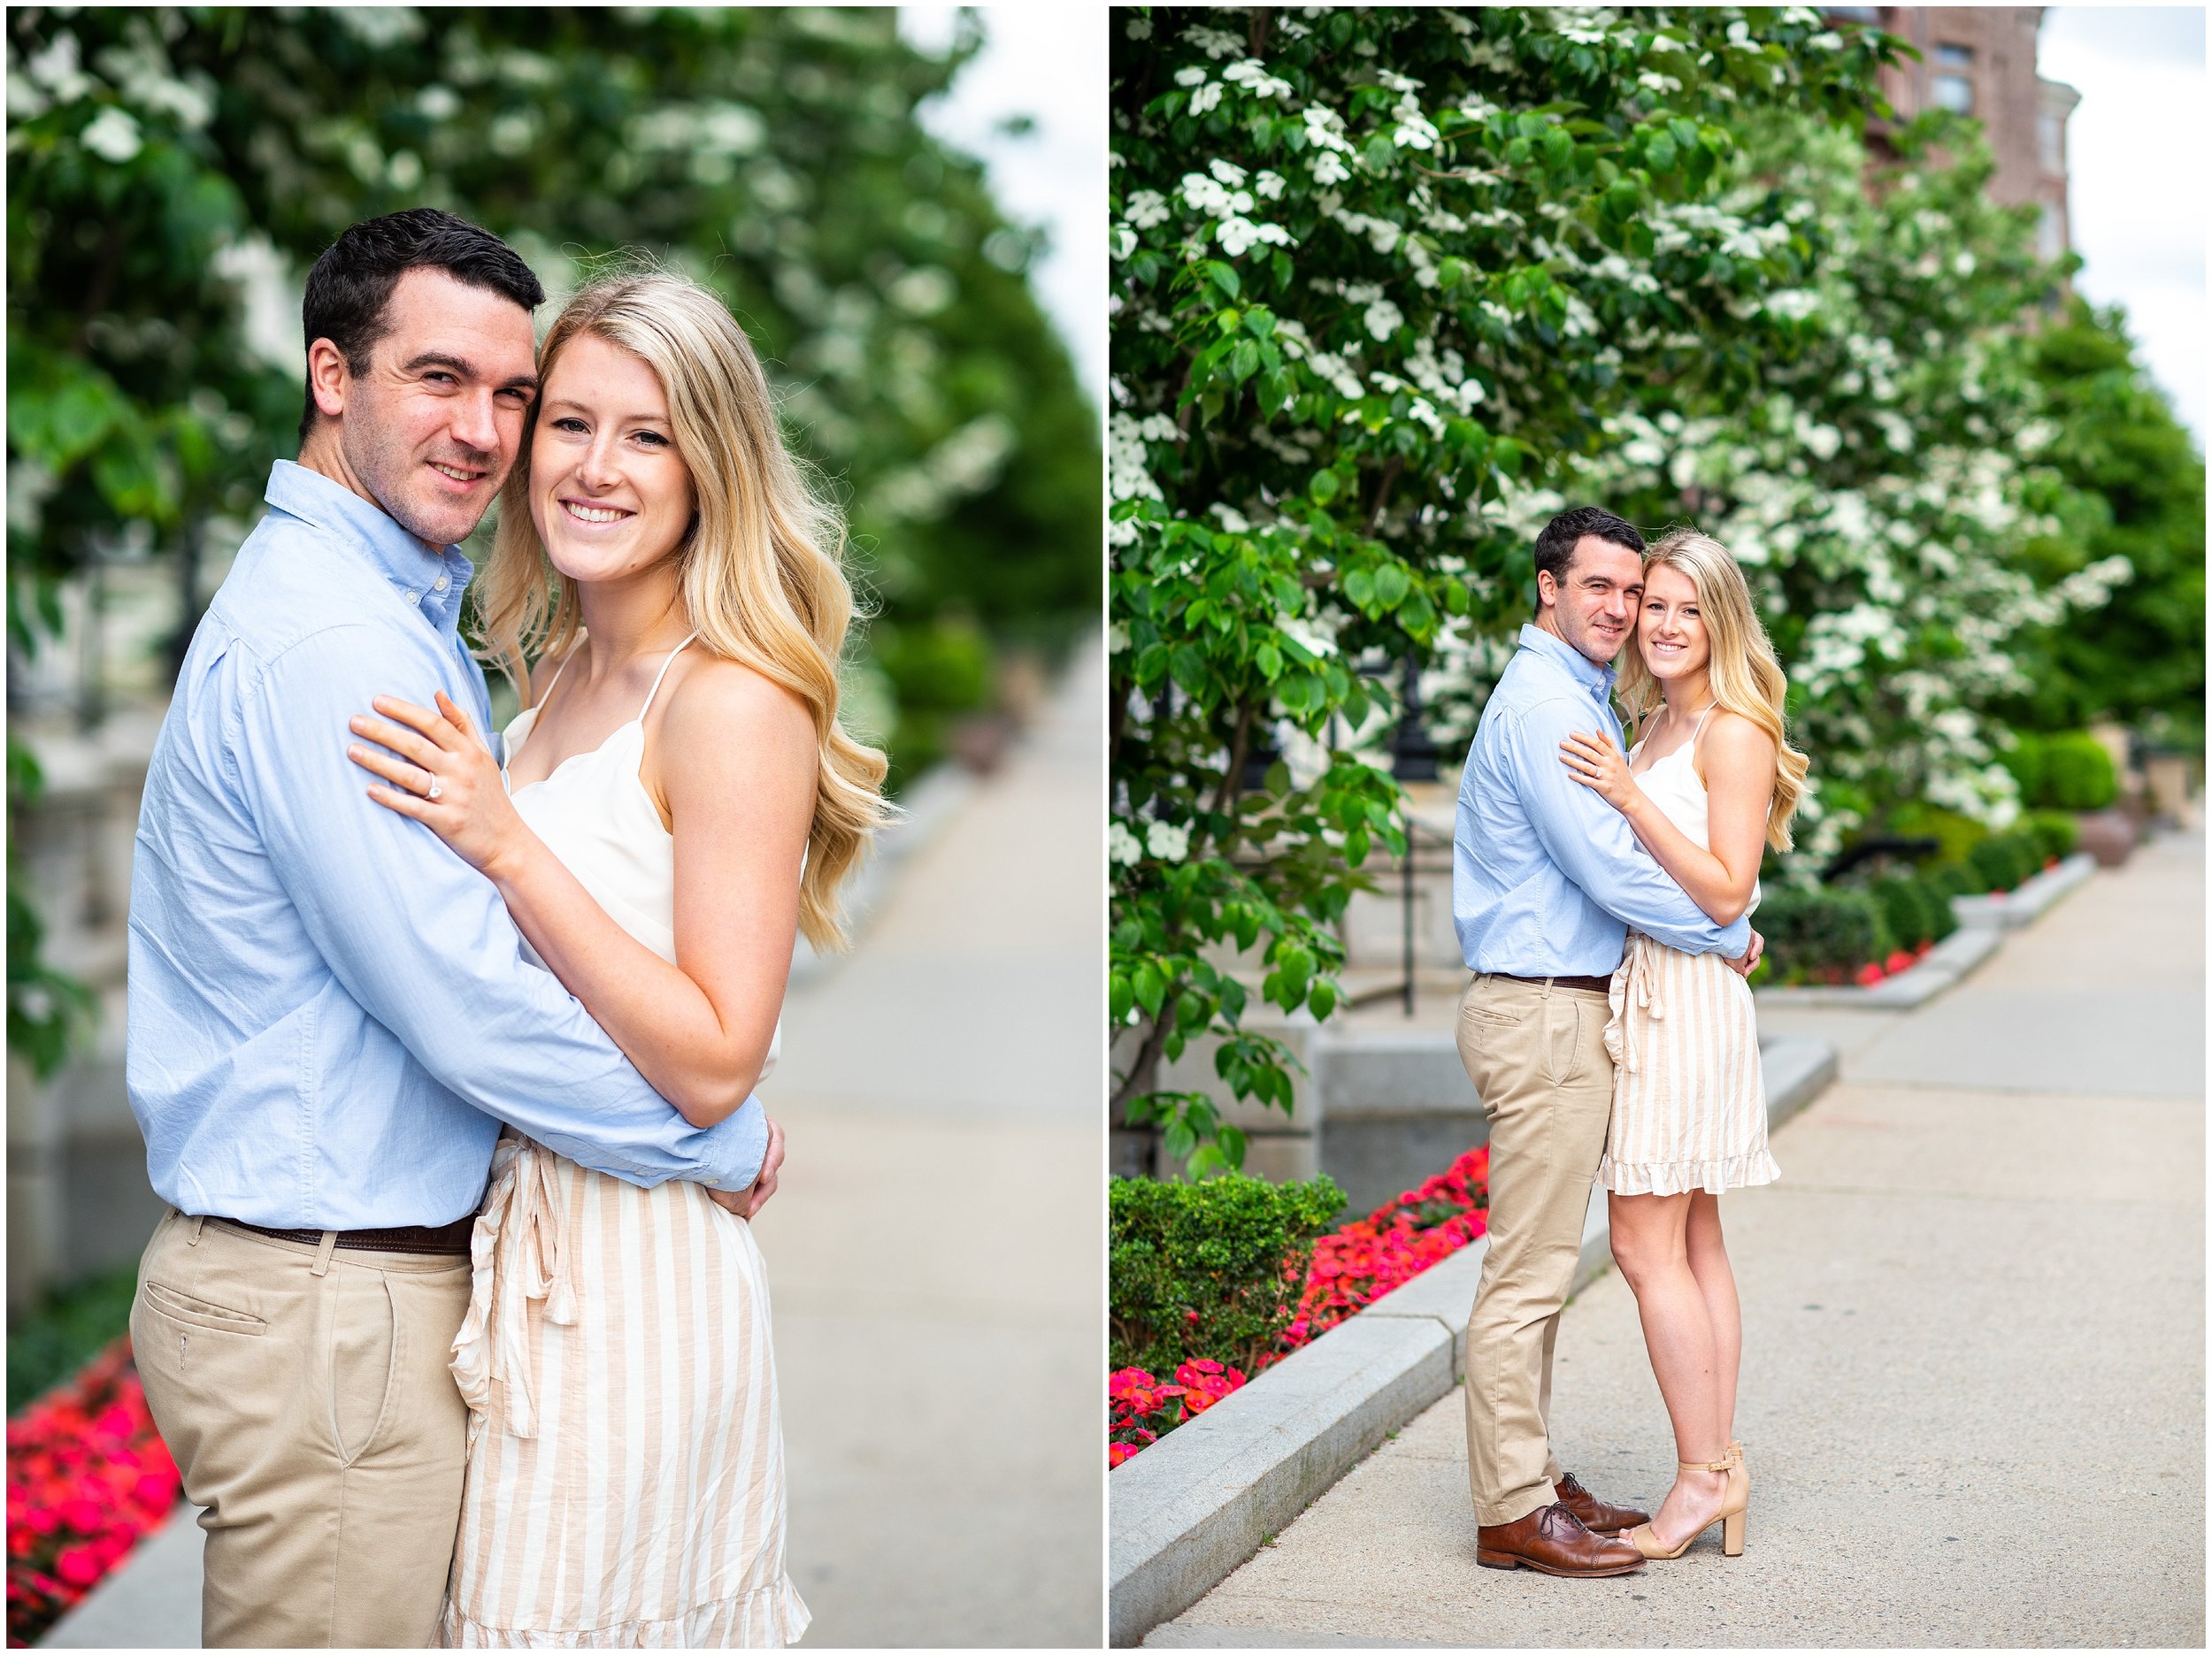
[659,652,810,736]
[1697,708,1778,789]
[649,653,816,816]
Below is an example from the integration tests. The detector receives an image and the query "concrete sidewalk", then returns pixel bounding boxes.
[769,638,1102,1647]
[1148,829,2204,1648]
[47,642,1105,1650]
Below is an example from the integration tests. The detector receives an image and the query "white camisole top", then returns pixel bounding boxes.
[1631,705,1761,917]
[501,632,780,1081]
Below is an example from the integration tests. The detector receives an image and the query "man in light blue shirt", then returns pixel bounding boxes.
[1451,506,1760,1577]
[126,211,776,1645]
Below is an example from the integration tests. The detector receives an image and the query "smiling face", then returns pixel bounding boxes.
[324,267,540,548]
[1537,533,1646,666]
[528,331,697,588]
[1636,560,1712,683]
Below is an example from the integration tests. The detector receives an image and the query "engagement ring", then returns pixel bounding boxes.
[426,778,442,801]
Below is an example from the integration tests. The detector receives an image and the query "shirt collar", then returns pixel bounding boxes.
[1516,622,1616,702]
[263,459,476,632]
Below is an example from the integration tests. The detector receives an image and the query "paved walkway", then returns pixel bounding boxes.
[47,642,1104,1649]
[1148,829,2204,1648]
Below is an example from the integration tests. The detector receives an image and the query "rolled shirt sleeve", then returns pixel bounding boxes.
[233,621,767,1192]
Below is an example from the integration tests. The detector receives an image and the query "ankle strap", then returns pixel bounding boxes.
[1678,1456,1733,1473]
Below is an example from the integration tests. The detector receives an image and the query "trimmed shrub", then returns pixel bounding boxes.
[1886,801,1991,867]
[1869,876,1956,951]
[1110,1173,1346,1378]
[1924,862,1983,900]
[1755,885,1891,984]
[1968,831,2041,894]
[1999,732,2044,803]
[2034,732,2120,811]
[2021,808,2078,863]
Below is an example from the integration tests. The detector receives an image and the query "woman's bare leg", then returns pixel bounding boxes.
[1684,1192,1741,1445]
[1608,1190,1728,1547]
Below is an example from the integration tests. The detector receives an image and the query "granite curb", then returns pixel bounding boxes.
[1107,1033,1837,1646]
[1754,852,2093,1011]
[40,1506,204,1649]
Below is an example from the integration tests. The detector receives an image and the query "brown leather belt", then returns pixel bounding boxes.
[211,1216,476,1255]
[1491,971,1615,994]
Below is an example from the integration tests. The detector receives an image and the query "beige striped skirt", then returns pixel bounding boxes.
[438,1136,809,1648]
[1598,931,1781,1197]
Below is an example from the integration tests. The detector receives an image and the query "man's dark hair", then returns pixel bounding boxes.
[1533,505,1646,588]
[296,208,545,442]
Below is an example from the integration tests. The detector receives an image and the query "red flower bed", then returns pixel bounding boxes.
[1279,1145,1490,1355]
[7,1338,182,1647]
[1109,1145,1491,1467]
[1109,1359,1248,1467]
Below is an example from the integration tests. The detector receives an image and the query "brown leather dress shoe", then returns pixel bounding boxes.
[1554,1470,1650,1535]
[1476,1501,1646,1576]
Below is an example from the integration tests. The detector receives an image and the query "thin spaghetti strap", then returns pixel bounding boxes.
[639,632,700,720]
[532,635,585,712]
[1688,701,1721,781]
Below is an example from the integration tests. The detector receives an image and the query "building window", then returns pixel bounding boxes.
[2039,111,2064,172]
[2038,203,2065,261]
[1932,73,1974,113]
[1934,42,1974,67]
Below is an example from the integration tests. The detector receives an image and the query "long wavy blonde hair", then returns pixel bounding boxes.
[1615,527,1810,852]
[474,271,890,950]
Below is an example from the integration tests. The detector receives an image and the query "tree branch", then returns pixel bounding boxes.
[1110,1009,1177,1115]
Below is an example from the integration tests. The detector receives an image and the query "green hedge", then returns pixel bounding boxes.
[1967,831,2042,894]
[1109,1173,1344,1378]
[1869,875,1957,951]
[2005,731,2120,811]
[2020,809,2078,863]
[1886,801,1991,866]
[6,1262,139,1414]
[1754,885,1890,984]
[1924,861,1983,900]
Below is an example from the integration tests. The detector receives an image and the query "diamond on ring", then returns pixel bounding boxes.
[426,778,443,801]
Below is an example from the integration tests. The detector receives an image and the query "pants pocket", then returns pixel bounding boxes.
[330,1271,401,1468]
[143,1281,269,1336]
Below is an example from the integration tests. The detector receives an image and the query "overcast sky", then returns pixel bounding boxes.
[2039,7,2206,440]
[899,6,1106,403]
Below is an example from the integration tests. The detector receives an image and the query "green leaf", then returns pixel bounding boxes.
[1372,564,1409,609]
[1309,467,1340,504]
[1133,962,1167,1018]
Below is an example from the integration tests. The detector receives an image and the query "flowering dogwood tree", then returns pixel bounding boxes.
[1571,110,2126,847]
[1110,6,1898,1171]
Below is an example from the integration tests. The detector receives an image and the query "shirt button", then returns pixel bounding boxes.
[403,589,419,602]
[434,576,449,591]
[703,1178,718,1186]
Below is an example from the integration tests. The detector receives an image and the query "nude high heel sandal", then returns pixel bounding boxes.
[1624,1457,1747,1559]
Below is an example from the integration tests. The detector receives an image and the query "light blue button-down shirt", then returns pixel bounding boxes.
[1453,623,1751,976]
[127,461,767,1229]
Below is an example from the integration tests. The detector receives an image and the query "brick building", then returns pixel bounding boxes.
[1829,6,2078,260]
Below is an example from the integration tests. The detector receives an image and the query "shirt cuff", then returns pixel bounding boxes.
[693,1095,770,1191]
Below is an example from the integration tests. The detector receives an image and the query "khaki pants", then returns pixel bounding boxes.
[130,1210,473,1646]
[1455,975,1615,1527]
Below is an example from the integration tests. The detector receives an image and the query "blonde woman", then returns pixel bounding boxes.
[343,271,888,1644]
[1556,527,1807,1565]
